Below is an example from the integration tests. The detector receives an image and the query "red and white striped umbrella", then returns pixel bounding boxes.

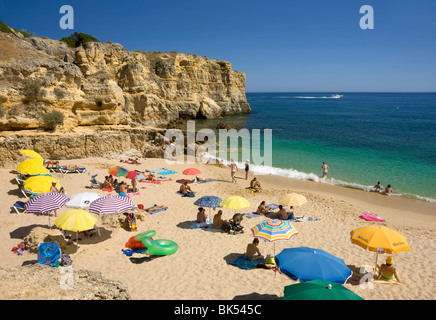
[88,195,133,215]
[24,193,69,214]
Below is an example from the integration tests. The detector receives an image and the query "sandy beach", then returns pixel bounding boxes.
[1,156,435,300]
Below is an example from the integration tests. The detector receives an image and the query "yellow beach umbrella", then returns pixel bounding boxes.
[20,149,44,164]
[220,196,251,210]
[24,175,60,194]
[279,193,307,207]
[350,225,410,269]
[54,209,97,244]
[16,159,50,175]
[350,225,410,254]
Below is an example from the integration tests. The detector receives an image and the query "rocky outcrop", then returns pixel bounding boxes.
[0,264,131,300]
[0,28,251,131]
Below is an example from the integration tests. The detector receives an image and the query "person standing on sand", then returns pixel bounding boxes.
[229,159,238,183]
[245,160,250,180]
[322,162,329,178]
[50,181,59,217]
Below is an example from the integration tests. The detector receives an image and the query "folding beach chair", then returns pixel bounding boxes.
[12,201,27,214]
[90,174,102,189]
[59,166,86,174]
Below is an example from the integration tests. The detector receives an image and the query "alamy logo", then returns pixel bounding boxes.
[163,121,272,167]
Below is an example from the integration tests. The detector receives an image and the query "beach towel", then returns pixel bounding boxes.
[229,254,266,270]
[189,218,219,231]
[122,248,147,257]
[150,168,177,175]
[126,192,140,197]
[245,212,263,219]
[38,242,61,268]
[374,279,404,285]
[360,212,386,222]
[291,216,320,222]
[147,208,167,215]
[196,180,215,184]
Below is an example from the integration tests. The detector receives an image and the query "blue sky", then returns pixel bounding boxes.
[1,0,435,92]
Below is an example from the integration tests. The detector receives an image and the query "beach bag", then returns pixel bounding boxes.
[61,253,72,266]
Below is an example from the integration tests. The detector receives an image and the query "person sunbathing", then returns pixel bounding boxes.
[179,181,194,196]
[45,160,60,169]
[145,205,168,213]
[276,205,289,220]
[102,176,113,190]
[146,173,158,182]
[250,177,262,192]
[376,256,402,283]
[194,175,214,182]
[121,158,141,165]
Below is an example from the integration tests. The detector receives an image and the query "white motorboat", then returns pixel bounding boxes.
[331,94,343,98]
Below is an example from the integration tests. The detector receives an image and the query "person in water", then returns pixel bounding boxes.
[374,181,383,192]
[322,162,329,178]
[384,184,393,194]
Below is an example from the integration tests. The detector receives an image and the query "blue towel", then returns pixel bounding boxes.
[147,208,167,215]
[197,180,215,184]
[245,212,262,219]
[122,249,147,257]
[229,254,266,270]
[38,242,61,268]
[152,168,178,175]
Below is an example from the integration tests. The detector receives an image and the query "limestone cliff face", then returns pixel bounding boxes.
[0,30,251,131]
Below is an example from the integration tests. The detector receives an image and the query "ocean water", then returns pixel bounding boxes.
[194,92,436,203]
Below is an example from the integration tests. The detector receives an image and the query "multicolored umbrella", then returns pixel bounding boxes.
[24,192,69,214]
[125,171,146,180]
[220,196,251,210]
[65,192,102,209]
[23,176,60,194]
[279,193,307,207]
[88,195,133,215]
[194,196,223,208]
[182,168,201,176]
[108,166,129,177]
[283,279,364,300]
[275,247,352,284]
[251,219,299,256]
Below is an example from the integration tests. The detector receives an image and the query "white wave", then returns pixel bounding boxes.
[275,95,342,99]
[204,152,436,204]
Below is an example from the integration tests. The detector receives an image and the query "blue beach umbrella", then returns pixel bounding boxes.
[275,247,352,284]
[194,196,223,209]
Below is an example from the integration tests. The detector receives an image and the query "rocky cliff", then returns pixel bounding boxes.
[0,24,251,164]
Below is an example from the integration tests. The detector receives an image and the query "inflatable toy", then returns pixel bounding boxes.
[134,230,157,241]
[360,212,386,222]
[141,236,178,256]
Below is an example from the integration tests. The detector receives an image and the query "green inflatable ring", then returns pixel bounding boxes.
[142,238,179,256]
[134,230,156,242]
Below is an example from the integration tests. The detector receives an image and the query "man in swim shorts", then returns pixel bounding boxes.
[376,256,402,283]
[244,238,270,262]
[322,162,329,178]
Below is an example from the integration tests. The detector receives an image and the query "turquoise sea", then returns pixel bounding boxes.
[195,92,436,203]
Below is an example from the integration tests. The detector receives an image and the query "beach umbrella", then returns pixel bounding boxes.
[350,225,410,269]
[279,193,307,207]
[182,168,201,176]
[20,149,44,163]
[220,196,251,210]
[54,209,97,244]
[275,247,353,284]
[88,195,133,215]
[251,219,299,256]
[108,166,129,177]
[16,159,50,175]
[283,279,364,300]
[24,176,60,194]
[65,192,102,209]
[125,171,146,180]
[24,192,69,226]
[194,196,223,215]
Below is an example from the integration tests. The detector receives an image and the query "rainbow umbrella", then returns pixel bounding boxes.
[108,166,129,177]
[125,171,146,180]
[183,168,201,176]
[251,219,299,256]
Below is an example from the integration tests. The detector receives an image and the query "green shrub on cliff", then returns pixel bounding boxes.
[42,110,64,132]
[22,78,46,104]
[60,32,99,48]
